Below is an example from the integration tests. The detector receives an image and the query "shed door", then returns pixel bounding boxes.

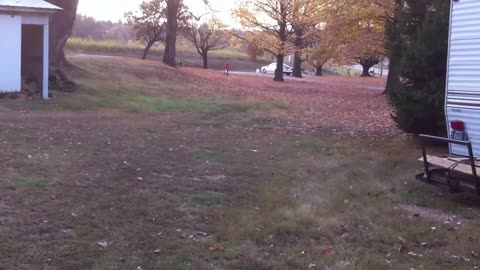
[0,15,21,92]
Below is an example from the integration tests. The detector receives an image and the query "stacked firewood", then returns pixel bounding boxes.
[21,79,40,98]
[49,68,77,93]
[0,79,38,99]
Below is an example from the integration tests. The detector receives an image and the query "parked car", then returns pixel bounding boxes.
[261,63,293,76]
[302,68,314,75]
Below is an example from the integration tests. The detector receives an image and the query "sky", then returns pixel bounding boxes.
[77,0,237,23]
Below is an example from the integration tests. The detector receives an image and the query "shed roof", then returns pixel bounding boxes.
[0,0,61,13]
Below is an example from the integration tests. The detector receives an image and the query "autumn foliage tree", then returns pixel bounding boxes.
[348,22,384,77]
[304,0,387,77]
[304,2,350,76]
[306,31,341,76]
[235,0,296,82]
[289,0,324,78]
[348,16,385,76]
[333,0,386,76]
[125,0,167,60]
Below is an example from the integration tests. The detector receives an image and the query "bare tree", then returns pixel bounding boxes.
[126,0,167,60]
[163,0,210,67]
[184,19,229,69]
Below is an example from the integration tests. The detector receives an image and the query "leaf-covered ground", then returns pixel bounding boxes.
[183,67,396,136]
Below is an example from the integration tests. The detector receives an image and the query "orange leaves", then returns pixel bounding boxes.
[234,0,389,65]
[234,0,299,56]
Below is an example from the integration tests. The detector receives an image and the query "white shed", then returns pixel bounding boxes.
[0,0,61,99]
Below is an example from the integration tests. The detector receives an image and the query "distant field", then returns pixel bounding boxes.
[66,38,270,71]
[66,37,254,61]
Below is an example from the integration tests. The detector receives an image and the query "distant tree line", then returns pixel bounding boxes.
[72,15,135,41]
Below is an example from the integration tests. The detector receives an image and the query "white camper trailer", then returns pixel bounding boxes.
[418,0,480,193]
[446,0,480,157]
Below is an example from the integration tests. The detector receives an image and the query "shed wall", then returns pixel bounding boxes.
[0,14,22,92]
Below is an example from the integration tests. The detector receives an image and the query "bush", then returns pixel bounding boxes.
[386,0,450,135]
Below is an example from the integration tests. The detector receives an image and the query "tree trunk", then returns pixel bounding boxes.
[202,52,208,69]
[292,52,303,78]
[142,42,154,60]
[46,0,79,68]
[274,3,287,82]
[361,64,373,77]
[292,31,303,78]
[315,65,323,76]
[274,54,285,82]
[358,56,380,77]
[163,0,181,67]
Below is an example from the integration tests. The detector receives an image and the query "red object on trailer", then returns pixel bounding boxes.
[451,120,465,131]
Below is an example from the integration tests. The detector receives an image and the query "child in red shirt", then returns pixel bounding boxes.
[224,63,231,75]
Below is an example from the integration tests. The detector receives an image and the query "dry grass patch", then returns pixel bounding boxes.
[209,137,480,269]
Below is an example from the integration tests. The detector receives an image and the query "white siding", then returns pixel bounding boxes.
[450,0,480,40]
[447,0,480,156]
[22,14,48,25]
[0,14,21,92]
[448,0,480,93]
[447,107,480,156]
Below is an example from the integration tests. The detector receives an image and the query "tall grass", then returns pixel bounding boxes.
[66,37,251,60]
[67,38,155,55]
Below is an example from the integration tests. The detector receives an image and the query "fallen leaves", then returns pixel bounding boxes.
[322,246,335,254]
[97,241,108,249]
[209,242,224,251]
[181,68,397,137]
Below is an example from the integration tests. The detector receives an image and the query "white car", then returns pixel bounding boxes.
[261,63,293,76]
